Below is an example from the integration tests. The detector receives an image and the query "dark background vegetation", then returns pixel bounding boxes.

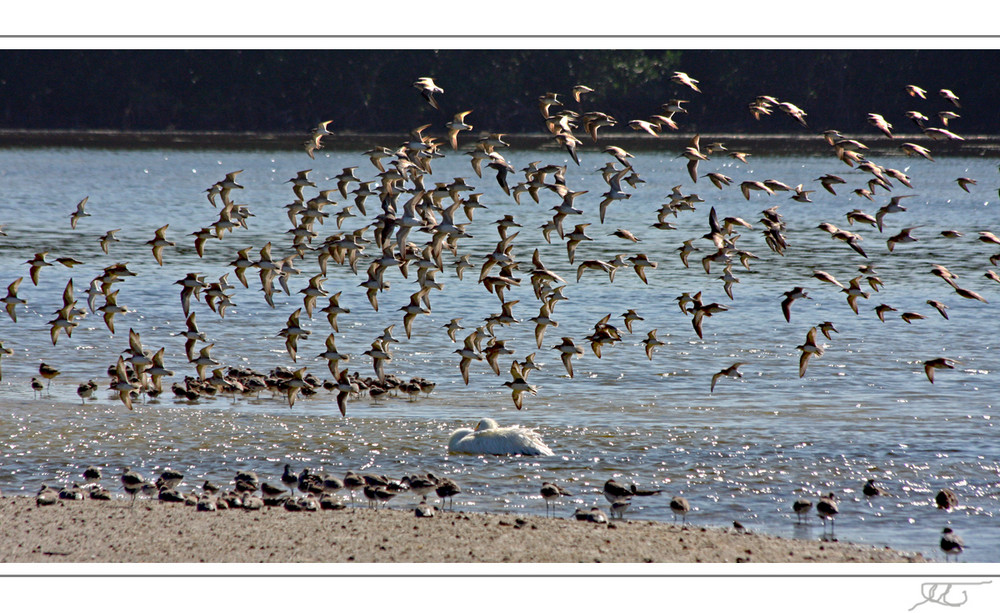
[0,49,996,135]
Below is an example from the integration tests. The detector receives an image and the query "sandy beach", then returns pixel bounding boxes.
[0,496,925,563]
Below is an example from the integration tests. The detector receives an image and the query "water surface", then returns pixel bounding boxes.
[0,144,997,562]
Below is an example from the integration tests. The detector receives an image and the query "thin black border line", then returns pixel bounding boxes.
[1,34,1000,39]
[0,574,998,578]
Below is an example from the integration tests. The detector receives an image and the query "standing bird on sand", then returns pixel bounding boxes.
[413,77,443,109]
[83,465,102,486]
[31,377,44,398]
[281,464,299,498]
[38,362,60,388]
[603,479,663,512]
[940,527,963,562]
[670,496,691,524]
[435,477,461,511]
[121,468,145,507]
[448,418,553,456]
[77,379,98,403]
[816,493,839,537]
[540,482,571,517]
[793,498,813,524]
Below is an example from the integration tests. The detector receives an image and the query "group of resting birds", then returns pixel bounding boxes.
[32,463,966,561]
[37,464,462,517]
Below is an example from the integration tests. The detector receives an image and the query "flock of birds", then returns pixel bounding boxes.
[27,461,966,561]
[3,73,997,413]
[2,70,993,562]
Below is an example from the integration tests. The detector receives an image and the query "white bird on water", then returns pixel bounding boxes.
[447,418,553,456]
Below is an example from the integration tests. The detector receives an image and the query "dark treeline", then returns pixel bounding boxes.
[0,49,997,135]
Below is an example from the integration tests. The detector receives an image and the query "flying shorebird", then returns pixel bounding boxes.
[939,88,961,108]
[97,228,122,254]
[704,172,733,190]
[797,327,824,378]
[642,329,665,360]
[711,362,745,393]
[874,303,897,322]
[815,174,846,195]
[334,369,359,417]
[69,196,90,229]
[571,84,594,102]
[842,276,870,314]
[812,270,844,289]
[110,356,138,411]
[317,333,349,378]
[25,252,52,286]
[552,337,584,378]
[503,363,538,411]
[2,277,26,323]
[867,113,894,138]
[791,184,815,202]
[887,227,920,252]
[740,180,775,200]
[446,110,474,150]
[454,333,483,385]
[146,225,175,266]
[923,357,960,384]
[671,71,701,92]
[413,77,443,109]
[781,287,811,322]
[955,177,976,192]
[529,302,559,349]
[899,142,934,161]
[286,169,316,201]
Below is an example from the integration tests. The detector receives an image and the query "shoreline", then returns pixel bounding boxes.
[0,495,926,563]
[0,128,996,156]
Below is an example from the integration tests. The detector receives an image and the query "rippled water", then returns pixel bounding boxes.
[0,144,997,562]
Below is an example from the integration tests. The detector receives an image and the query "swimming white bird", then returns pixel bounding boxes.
[447,418,553,456]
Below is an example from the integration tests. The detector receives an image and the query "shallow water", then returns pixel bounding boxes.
[0,144,997,562]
